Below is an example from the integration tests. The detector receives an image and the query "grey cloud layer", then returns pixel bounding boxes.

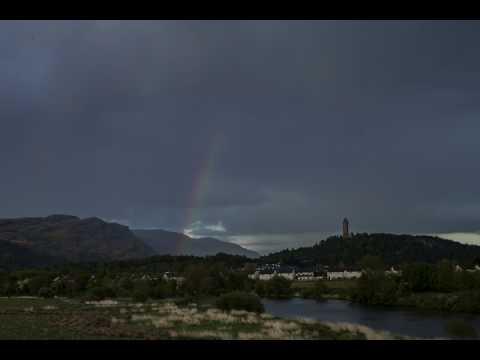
[1,20,480,250]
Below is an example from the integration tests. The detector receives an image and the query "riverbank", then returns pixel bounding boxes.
[293,279,354,301]
[293,280,480,315]
[0,297,383,340]
[262,297,480,339]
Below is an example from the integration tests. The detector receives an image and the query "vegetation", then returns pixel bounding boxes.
[445,319,478,339]
[350,271,402,305]
[0,254,255,301]
[215,291,265,313]
[0,297,373,340]
[260,233,480,268]
[359,255,385,271]
[298,281,328,301]
[349,260,480,313]
[3,245,480,316]
[254,276,294,299]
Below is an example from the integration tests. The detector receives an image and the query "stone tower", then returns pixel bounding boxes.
[342,218,350,238]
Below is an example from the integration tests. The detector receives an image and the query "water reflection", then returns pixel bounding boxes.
[262,298,480,339]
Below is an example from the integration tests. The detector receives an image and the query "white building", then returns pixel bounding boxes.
[326,270,362,280]
[385,267,401,276]
[249,270,276,281]
[259,272,276,281]
[295,272,325,281]
[276,271,295,281]
[249,268,296,281]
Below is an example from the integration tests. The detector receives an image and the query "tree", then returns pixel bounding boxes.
[300,280,328,301]
[445,319,478,339]
[180,264,214,297]
[359,255,384,271]
[258,276,294,299]
[150,280,169,299]
[243,263,257,274]
[254,280,266,298]
[86,286,116,301]
[435,260,455,292]
[350,271,401,305]
[132,281,151,302]
[38,286,53,298]
[402,263,435,292]
[132,289,149,303]
[216,291,265,313]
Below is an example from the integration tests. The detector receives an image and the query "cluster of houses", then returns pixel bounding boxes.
[458,265,480,272]
[248,263,365,281]
[248,263,480,282]
[161,272,185,283]
[247,263,416,281]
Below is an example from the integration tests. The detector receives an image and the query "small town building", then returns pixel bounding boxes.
[385,267,401,276]
[326,270,362,280]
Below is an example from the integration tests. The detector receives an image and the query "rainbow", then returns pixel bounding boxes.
[179,130,225,251]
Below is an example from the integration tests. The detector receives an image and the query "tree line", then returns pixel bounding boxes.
[260,233,480,268]
[350,259,480,313]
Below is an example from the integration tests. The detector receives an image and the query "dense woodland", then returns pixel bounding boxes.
[0,254,255,301]
[351,259,480,313]
[260,233,480,268]
[2,250,480,313]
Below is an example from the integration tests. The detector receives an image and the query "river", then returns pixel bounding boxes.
[262,298,480,339]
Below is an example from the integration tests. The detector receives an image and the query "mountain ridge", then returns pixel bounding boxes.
[0,214,154,267]
[133,229,260,258]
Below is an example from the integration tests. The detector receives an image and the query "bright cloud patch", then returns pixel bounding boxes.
[227,232,332,255]
[434,232,480,246]
[105,218,131,227]
[184,221,227,238]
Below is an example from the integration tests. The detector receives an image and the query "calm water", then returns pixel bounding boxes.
[262,298,480,339]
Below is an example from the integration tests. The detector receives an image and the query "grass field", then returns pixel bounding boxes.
[293,279,357,290]
[293,279,357,299]
[0,296,393,340]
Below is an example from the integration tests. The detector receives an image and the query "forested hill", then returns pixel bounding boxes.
[259,233,480,268]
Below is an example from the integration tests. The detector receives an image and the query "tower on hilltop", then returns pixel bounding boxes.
[342,218,350,238]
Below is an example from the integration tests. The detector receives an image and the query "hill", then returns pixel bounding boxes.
[0,239,64,270]
[0,215,154,267]
[260,233,480,268]
[133,229,260,258]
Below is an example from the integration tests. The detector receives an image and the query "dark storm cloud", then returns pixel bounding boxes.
[1,20,480,251]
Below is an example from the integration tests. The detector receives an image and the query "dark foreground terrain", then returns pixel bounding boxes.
[0,297,394,340]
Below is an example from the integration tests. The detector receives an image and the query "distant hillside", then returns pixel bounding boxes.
[0,215,154,267]
[0,240,64,270]
[260,233,480,267]
[133,229,260,258]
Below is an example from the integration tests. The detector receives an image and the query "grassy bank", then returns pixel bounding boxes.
[0,296,405,340]
[395,291,480,314]
[294,279,480,317]
[293,279,356,300]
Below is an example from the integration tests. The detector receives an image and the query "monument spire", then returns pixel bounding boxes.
[342,218,350,238]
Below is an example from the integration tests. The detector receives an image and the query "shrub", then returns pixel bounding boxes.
[445,319,478,339]
[300,281,328,301]
[38,286,53,298]
[132,290,149,303]
[131,281,151,302]
[216,291,265,313]
[254,281,266,297]
[258,276,294,299]
[86,286,116,301]
[350,271,401,305]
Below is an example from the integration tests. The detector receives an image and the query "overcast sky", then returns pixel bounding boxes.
[1,20,480,254]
